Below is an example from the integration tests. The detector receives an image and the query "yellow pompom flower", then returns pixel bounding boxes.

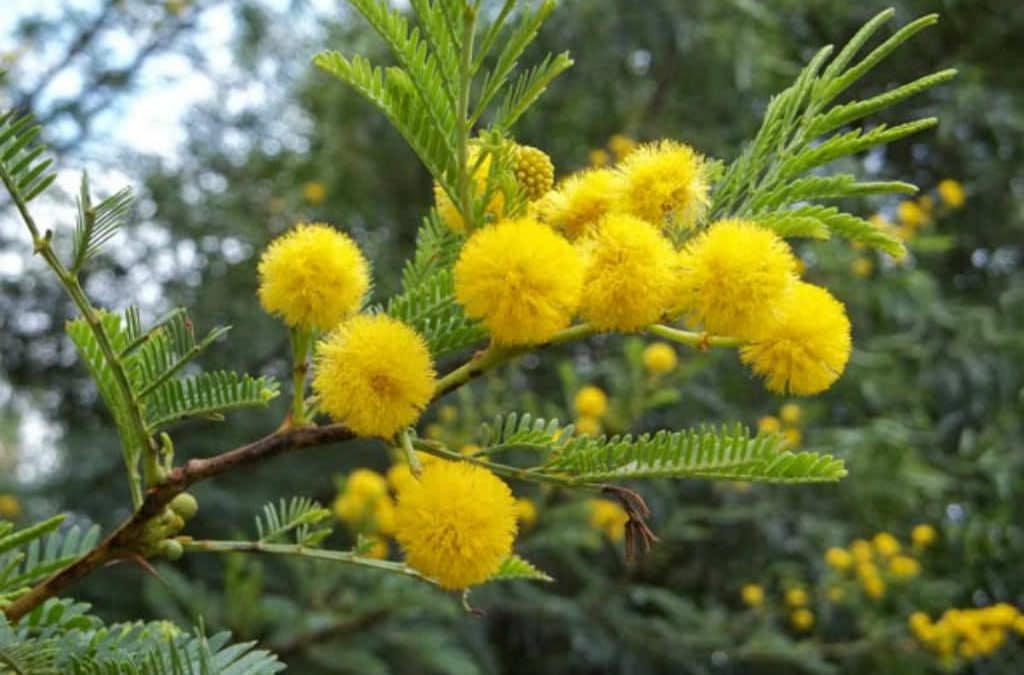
[888,555,921,579]
[616,139,709,230]
[515,498,538,528]
[454,217,583,345]
[827,586,845,603]
[897,200,928,228]
[0,494,20,519]
[850,539,873,563]
[642,342,678,374]
[780,403,802,425]
[574,416,601,436]
[363,536,389,560]
[873,532,901,557]
[345,469,388,501]
[757,416,781,433]
[675,219,798,336]
[588,148,610,168]
[374,496,397,536]
[302,181,326,205]
[574,386,609,418]
[851,257,874,278]
[535,169,623,240]
[577,214,676,332]
[741,584,764,608]
[387,463,418,495]
[434,147,505,233]
[258,223,370,330]
[938,179,966,208]
[825,547,853,571]
[333,492,367,525]
[587,498,629,542]
[785,587,809,608]
[912,523,937,549]
[862,575,886,599]
[514,145,555,201]
[740,282,852,396]
[608,134,637,161]
[783,428,802,447]
[790,608,815,631]
[313,315,436,438]
[394,461,517,589]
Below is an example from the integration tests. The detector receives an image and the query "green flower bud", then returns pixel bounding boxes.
[169,493,199,520]
[158,539,184,561]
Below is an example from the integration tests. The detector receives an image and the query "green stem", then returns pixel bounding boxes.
[434,323,596,397]
[413,439,600,490]
[289,327,314,427]
[647,324,743,350]
[182,539,431,582]
[455,3,477,230]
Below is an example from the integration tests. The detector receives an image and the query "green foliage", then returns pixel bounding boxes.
[487,555,552,584]
[0,598,284,675]
[254,498,332,547]
[66,308,279,435]
[0,110,56,206]
[71,174,133,274]
[480,413,846,483]
[711,10,956,256]
[0,520,99,601]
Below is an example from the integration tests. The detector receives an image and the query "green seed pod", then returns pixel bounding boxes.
[169,493,199,520]
[158,539,184,561]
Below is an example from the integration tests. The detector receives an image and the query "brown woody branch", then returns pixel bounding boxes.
[1,423,355,623]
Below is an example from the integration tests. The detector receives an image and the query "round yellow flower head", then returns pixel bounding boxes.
[785,587,808,608]
[257,223,370,330]
[608,134,637,161]
[577,214,677,332]
[387,463,418,495]
[302,181,326,205]
[373,496,396,536]
[783,428,802,447]
[740,282,852,396]
[535,168,623,240]
[345,469,388,501]
[827,586,845,603]
[574,386,609,418]
[852,257,874,278]
[616,139,709,231]
[938,179,965,208]
[888,555,920,579]
[313,314,436,438]
[873,532,901,557]
[825,547,853,571]
[0,494,21,519]
[333,492,368,525]
[912,523,937,548]
[574,416,601,436]
[587,498,629,542]
[780,403,802,425]
[741,584,764,608]
[434,147,505,232]
[850,539,873,563]
[675,219,798,336]
[588,148,610,168]
[363,535,389,560]
[862,575,886,599]
[514,145,555,201]
[757,416,781,434]
[643,342,678,374]
[790,608,815,631]
[897,200,928,228]
[454,217,583,345]
[394,461,517,589]
[515,497,538,528]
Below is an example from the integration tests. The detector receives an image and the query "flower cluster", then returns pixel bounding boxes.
[824,529,929,601]
[452,136,854,396]
[910,605,1024,664]
[642,341,678,375]
[332,468,396,559]
[757,402,805,448]
[573,385,609,436]
[587,498,629,543]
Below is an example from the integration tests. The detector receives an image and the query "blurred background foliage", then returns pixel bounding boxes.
[1,0,1023,673]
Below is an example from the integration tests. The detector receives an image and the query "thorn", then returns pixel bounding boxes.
[130,553,163,581]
